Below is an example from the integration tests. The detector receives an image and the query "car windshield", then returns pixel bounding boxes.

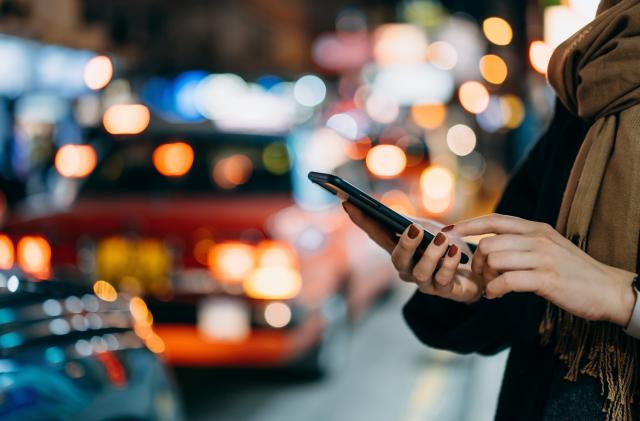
[79,133,292,196]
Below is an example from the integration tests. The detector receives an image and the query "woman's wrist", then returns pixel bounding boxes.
[607,267,637,327]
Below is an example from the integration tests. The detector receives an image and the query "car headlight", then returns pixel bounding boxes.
[17,236,51,279]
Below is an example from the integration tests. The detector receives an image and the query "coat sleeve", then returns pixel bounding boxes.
[402,101,572,355]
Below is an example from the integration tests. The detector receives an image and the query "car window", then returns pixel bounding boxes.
[79,136,292,197]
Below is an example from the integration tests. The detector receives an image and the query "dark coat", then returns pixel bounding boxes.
[402,100,610,420]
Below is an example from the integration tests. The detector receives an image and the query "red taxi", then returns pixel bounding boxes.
[3,130,392,375]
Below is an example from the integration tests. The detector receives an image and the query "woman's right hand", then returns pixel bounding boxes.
[342,201,485,304]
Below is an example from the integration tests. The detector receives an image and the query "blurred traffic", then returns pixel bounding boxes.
[0,0,600,420]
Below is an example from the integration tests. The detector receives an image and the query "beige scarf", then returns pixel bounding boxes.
[539,0,640,419]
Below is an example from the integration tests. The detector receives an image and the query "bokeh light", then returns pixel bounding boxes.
[426,41,457,70]
[83,55,113,90]
[152,142,194,177]
[264,302,292,328]
[446,124,476,156]
[93,280,118,302]
[420,165,455,215]
[327,113,359,140]
[373,23,428,65]
[256,241,297,268]
[529,41,553,75]
[410,103,447,130]
[208,242,255,283]
[479,55,508,85]
[420,165,454,199]
[244,267,302,300]
[482,17,513,46]
[103,104,150,135]
[293,75,326,107]
[458,81,490,114]
[213,154,253,189]
[500,95,526,129]
[365,94,399,123]
[365,144,407,178]
[17,236,51,278]
[262,142,290,174]
[381,189,416,216]
[0,234,14,270]
[55,145,97,178]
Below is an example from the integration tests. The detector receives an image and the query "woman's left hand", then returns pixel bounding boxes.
[450,213,637,327]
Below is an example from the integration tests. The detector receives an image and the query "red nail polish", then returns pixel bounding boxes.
[442,224,454,232]
[448,244,458,257]
[434,232,446,246]
[408,225,419,239]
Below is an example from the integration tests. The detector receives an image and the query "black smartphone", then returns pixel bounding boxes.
[308,171,473,264]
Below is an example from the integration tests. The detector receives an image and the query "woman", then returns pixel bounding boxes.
[343,1,640,419]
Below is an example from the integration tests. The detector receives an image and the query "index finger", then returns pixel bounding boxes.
[342,201,396,253]
[450,213,540,238]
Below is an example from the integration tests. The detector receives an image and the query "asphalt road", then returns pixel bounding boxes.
[175,284,509,421]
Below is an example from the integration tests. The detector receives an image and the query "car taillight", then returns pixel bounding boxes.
[207,242,256,284]
[208,240,303,300]
[255,240,298,268]
[17,236,51,279]
[244,267,302,300]
[0,234,14,269]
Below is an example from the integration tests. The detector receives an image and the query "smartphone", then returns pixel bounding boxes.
[308,171,472,264]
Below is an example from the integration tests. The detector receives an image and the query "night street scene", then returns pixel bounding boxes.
[0,0,624,420]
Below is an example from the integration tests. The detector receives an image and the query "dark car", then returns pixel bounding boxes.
[0,271,184,420]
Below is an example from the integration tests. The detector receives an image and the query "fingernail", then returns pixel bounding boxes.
[408,224,419,239]
[442,224,454,232]
[447,244,458,257]
[434,232,446,246]
[341,202,347,211]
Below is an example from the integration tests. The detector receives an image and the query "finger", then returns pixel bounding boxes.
[433,244,461,293]
[391,224,424,273]
[485,251,542,272]
[485,270,542,299]
[412,231,449,285]
[472,234,539,276]
[343,201,396,253]
[449,213,541,238]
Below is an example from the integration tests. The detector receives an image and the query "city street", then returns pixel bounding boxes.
[177,285,509,421]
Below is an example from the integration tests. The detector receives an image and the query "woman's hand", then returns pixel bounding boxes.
[342,202,485,304]
[450,213,637,327]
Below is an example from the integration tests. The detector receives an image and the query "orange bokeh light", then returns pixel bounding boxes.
[152,142,194,177]
[344,137,372,160]
[381,190,416,216]
[93,280,118,302]
[103,104,150,135]
[83,56,113,90]
[55,145,97,179]
[420,165,455,199]
[482,17,513,46]
[208,242,255,283]
[458,81,490,114]
[213,154,253,189]
[365,144,407,178]
[479,54,508,85]
[0,234,14,270]
[529,41,553,75]
[410,103,447,130]
[256,241,297,268]
[17,236,51,279]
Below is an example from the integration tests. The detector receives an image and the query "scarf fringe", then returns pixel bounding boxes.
[539,303,639,421]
